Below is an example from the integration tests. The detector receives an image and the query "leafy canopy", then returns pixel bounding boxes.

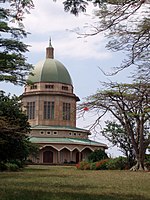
[0,91,37,163]
[0,0,34,85]
[88,149,108,162]
[61,0,150,78]
[102,120,135,167]
[79,82,150,170]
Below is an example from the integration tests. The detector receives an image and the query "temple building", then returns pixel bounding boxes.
[21,40,107,164]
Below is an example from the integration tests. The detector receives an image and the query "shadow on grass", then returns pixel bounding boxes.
[0,189,149,200]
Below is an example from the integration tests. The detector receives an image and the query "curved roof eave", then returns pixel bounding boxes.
[29,137,108,149]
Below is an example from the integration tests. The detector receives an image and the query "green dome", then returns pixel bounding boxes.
[28,58,73,85]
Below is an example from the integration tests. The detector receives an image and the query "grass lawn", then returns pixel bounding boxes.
[0,165,150,200]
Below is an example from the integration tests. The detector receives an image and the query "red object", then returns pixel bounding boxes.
[83,107,89,111]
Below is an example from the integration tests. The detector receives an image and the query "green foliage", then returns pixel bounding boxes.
[0,0,34,85]
[0,161,22,172]
[145,154,150,170]
[25,141,39,159]
[90,162,97,170]
[102,120,135,168]
[63,0,87,15]
[88,149,108,162]
[81,82,150,171]
[145,162,150,171]
[95,159,109,170]
[5,163,19,171]
[106,157,128,170]
[0,162,7,171]
[76,159,109,170]
[63,0,107,15]
[0,91,36,167]
[76,157,129,170]
[76,161,90,170]
[9,159,26,168]
[62,0,150,80]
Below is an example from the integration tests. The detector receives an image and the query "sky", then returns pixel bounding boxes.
[0,0,134,157]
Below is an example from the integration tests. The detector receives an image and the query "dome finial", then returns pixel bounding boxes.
[46,37,54,59]
[49,37,52,47]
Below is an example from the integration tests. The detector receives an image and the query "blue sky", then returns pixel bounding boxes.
[0,0,134,157]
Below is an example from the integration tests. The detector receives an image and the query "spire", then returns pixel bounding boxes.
[46,37,54,59]
[49,37,52,47]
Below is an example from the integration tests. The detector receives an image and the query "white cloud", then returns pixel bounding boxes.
[23,0,111,61]
[55,35,111,60]
[28,33,111,60]
[24,0,93,33]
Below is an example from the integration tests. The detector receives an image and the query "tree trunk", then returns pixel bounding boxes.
[130,153,147,171]
[130,120,148,171]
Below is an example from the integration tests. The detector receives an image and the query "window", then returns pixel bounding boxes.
[44,101,54,119]
[47,131,51,135]
[63,103,70,120]
[53,131,58,135]
[27,102,35,119]
[41,131,44,134]
[30,85,37,90]
[45,84,54,89]
[62,86,68,91]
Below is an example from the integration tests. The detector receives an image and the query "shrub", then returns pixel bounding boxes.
[106,157,128,170]
[145,161,150,171]
[88,149,108,162]
[76,161,90,170]
[25,159,33,165]
[69,161,76,164]
[0,162,7,171]
[76,157,129,171]
[6,163,19,171]
[76,160,110,170]
[95,159,109,170]
[0,160,24,172]
[145,154,150,161]
[10,160,24,168]
[145,154,150,170]
[90,162,96,170]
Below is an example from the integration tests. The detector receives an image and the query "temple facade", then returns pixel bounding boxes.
[21,41,107,164]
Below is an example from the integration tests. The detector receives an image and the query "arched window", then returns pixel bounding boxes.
[27,102,35,119]
[63,102,70,120]
[44,101,54,119]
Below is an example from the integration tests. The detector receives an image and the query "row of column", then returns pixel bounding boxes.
[57,150,82,163]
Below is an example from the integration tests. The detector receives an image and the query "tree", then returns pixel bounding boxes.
[102,120,135,167]
[79,82,150,170]
[0,0,34,85]
[0,91,36,164]
[62,0,103,15]
[88,149,108,162]
[61,0,150,78]
[93,1,149,72]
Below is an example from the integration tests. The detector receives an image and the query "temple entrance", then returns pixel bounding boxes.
[81,148,93,161]
[60,148,70,163]
[43,150,53,163]
[76,152,79,163]
[76,152,82,163]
